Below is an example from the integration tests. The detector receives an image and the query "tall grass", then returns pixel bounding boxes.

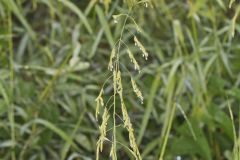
[95,2,150,159]
[0,0,240,159]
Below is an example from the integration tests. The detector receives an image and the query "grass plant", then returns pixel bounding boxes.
[0,0,239,159]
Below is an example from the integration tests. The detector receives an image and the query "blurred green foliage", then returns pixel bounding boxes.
[0,0,240,159]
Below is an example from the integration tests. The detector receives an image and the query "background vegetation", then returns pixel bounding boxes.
[0,0,240,159]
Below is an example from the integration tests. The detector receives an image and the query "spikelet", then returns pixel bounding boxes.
[145,2,148,8]
[113,70,117,92]
[95,88,104,119]
[131,77,144,104]
[96,107,110,159]
[134,36,148,60]
[121,102,142,160]
[134,23,142,33]
[116,70,123,94]
[129,129,142,160]
[110,143,117,160]
[113,15,120,24]
[127,49,140,72]
[108,48,116,71]
[121,103,128,127]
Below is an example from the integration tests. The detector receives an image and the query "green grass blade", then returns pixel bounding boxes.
[95,5,114,48]
[0,81,10,106]
[3,0,35,39]
[58,0,93,34]
[60,108,86,160]
[229,0,235,8]
[158,103,176,160]
[137,71,161,144]
[33,118,78,149]
[89,29,104,59]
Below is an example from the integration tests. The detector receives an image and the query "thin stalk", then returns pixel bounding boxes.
[158,103,176,160]
[7,9,16,160]
[113,71,117,159]
[111,10,130,159]
[116,11,130,71]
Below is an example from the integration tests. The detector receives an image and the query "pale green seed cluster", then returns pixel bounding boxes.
[96,107,109,160]
[95,88,104,119]
[108,48,116,71]
[128,49,140,72]
[134,36,149,60]
[131,77,144,104]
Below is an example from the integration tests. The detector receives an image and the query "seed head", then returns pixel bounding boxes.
[108,48,116,71]
[134,36,148,60]
[95,89,104,119]
[127,49,140,72]
[96,107,110,153]
[131,77,144,104]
